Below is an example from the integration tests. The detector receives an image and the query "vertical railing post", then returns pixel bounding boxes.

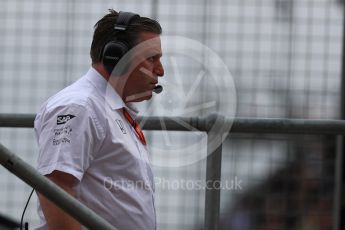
[204,114,226,230]
[204,137,223,230]
[339,1,345,229]
[335,136,344,230]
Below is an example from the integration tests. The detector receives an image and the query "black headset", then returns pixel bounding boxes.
[101,11,140,75]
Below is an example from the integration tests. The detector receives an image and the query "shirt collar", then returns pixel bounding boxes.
[84,67,139,118]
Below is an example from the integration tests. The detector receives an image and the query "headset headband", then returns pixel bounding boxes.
[114,11,140,31]
[100,11,141,75]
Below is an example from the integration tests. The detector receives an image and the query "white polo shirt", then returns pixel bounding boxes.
[34,67,156,230]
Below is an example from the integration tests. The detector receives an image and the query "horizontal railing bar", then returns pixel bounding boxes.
[0,114,35,128]
[1,113,345,135]
[230,117,345,135]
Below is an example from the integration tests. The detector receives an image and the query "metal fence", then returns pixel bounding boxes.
[1,0,345,229]
[1,114,345,229]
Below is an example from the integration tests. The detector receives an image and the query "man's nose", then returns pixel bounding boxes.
[155,61,164,77]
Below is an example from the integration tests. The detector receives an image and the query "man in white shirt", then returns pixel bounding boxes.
[34,9,164,230]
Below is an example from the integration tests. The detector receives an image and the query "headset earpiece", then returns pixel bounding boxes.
[102,41,129,75]
[101,11,140,76]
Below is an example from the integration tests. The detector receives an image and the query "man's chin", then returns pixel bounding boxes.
[125,91,153,102]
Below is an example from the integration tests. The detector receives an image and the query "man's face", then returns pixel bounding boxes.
[123,32,164,102]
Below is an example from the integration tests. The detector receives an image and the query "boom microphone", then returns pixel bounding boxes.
[153,85,163,94]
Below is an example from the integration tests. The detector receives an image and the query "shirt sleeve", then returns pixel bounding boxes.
[35,103,103,181]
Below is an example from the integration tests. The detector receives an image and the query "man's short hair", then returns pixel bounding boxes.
[90,9,162,64]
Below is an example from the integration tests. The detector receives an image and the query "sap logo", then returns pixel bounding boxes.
[57,114,76,125]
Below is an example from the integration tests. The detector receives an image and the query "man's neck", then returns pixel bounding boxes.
[92,63,110,81]
[91,63,127,102]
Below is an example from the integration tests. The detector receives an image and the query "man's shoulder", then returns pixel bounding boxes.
[34,77,107,136]
[44,77,103,111]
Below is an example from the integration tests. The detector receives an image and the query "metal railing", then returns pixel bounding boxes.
[0,143,117,230]
[1,113,345,230]
[0,212,21,229]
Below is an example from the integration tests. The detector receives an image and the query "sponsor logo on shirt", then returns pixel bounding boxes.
[53,137,71,145]
[52,125,73,146]
[115,119,127,134]
[57,114,76,125]
[54,126,72,136]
